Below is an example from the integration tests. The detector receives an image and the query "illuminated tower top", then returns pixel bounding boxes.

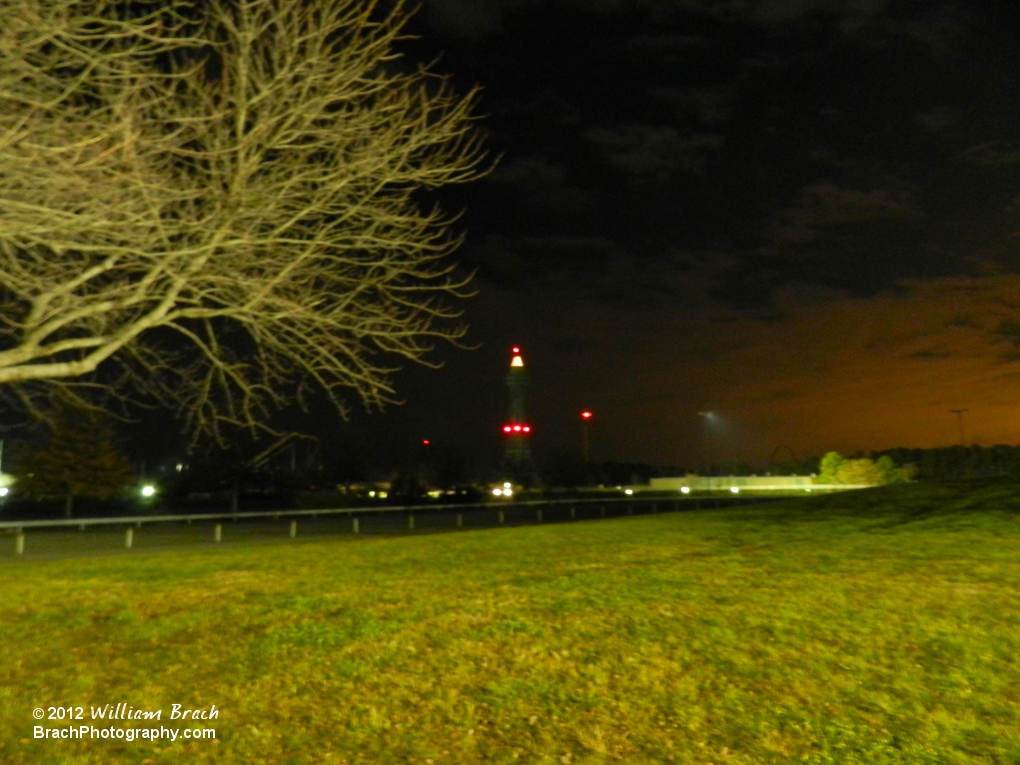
[505,345,528,423]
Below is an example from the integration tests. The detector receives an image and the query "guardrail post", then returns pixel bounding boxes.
[214,523,222,543]
[289,520,297,538]
[78,523,85,531]
[570,505,576,520]
[651,501,657,513]
[125,527,133,549]
[536,508,542,523]
[352,517,359,534]
[627,503,633,515]
[456,513,463,528]
[408,514,415,531]
[136,520,143,529]
[186,517,192,525]
[600,505,606,518]
[498,510,505,525]
[15,532,24,555]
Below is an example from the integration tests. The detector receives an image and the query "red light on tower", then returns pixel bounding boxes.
[502,423,532,434]
[581,410,593,420]
[422,439,430,446]
[512,346,520,354]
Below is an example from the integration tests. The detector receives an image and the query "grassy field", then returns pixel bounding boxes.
[2,479,1020,764]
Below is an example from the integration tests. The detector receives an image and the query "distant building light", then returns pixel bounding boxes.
[680,486,690,494]
[492,488,503,496]
[378,491,387,499]
[502,488,513,496]
[730,487,740,494]
[503,482,511,488]
[369,491,376,498]
[511,355,524,367]
[624,489,633,495]
[0,487,8,497]
[140,485,156,498]
[175,463,183,473]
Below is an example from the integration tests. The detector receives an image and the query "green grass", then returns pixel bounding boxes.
[3,478,1020,764]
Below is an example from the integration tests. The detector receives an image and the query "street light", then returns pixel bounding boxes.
[580,410,593,462]
[697,410,714,478]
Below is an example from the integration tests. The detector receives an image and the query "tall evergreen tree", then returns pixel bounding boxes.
[18,403,132,516]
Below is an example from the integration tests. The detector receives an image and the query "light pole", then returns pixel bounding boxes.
[580,410,593,463]
[698,410,713,483]
[950,409,968,446]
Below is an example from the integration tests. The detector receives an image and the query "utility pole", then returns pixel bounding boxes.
[950,409,968,446]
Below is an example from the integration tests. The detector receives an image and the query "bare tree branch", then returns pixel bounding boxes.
[0,0,487,443]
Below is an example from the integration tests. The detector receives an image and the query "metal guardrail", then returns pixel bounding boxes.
[0,494,781,557]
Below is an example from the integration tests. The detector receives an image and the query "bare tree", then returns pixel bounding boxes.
[0,0,486,441]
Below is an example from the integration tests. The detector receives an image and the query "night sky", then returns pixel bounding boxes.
[271,2,1020,473]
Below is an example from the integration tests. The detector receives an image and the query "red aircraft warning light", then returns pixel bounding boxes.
[581,410,593,420]
[502,423,532,434]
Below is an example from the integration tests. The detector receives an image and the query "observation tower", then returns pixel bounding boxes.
[502,345,533,473]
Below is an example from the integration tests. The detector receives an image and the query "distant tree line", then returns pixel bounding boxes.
[868,445,1020,481]
[768,444,1020,483]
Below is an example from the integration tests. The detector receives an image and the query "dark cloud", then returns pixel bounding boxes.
[488,157,567,186]
[958,142,1020,168]
[485,157,594,214]
[420,0,536,39]
[584,125,725,181]
[619,33,708,62]
[769,182,920,246]
[646,86,736,125]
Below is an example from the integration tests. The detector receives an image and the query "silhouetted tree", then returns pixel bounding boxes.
[17,402,132,516]
[0,0,486,442]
